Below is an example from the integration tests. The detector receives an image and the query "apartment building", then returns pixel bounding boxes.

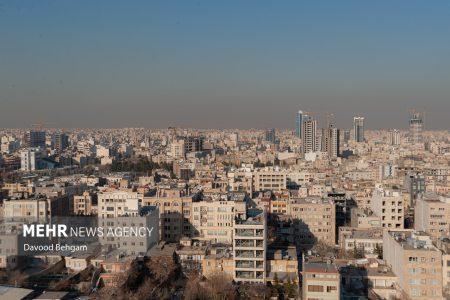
[2,193,70,221]
[191,198,246,244]
[437,237,450,297]
[383,230,443,299]
[288,197,336,247]
[2,196,49,222]
[266,246,299,285]
[143,188,193,242]
[73,191,97,215]
[99,205,159,256]
[233,212,267,283]
[98,190,142,218]
[302,262,340,300]
[338,227,383,255]
[350,207,381,228]
[371,186,404,229]
[415,192,450,240]
[253,168,287,192]
[202,245,234,279]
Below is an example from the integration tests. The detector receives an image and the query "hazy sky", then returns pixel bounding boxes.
[1,1,450,129]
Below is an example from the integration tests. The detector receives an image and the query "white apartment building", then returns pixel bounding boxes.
[191,199,246,244]
[98,191,142,218]
[20,148,44,171]
[233,212,266,283]
[253,167,287,192]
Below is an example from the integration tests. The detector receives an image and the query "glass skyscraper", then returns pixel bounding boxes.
[296,110,310,139]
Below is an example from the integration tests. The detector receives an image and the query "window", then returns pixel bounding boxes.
[327,286,337,292]
[308,285,324,292]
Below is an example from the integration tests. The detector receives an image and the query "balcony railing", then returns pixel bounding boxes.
[236,261,255,268]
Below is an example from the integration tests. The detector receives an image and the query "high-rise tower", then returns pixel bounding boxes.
[295,110,310,139]
[409,111,423,144]
[302,119,317,154]
[353,117,365,143]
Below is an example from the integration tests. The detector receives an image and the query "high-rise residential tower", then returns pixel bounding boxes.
[353,117,365,143]
[295,110,310,139]
[302,119,317,154]
[388,129,401,146]
[53,132,69,153]
[325,125,340,158]
[409,111,423,144]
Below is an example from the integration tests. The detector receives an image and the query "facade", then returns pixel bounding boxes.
[383,230,443,299]
[99,206,159,256]
[302,119,317,154]
[353,117,365,143]
[302,262,340,300]
[350,208,380,228]
[265,128,276,143]
[415,192,450,240]
[171,139,185,158]
[191,198,246,244]
[98,191,142,218]
[183,136,204,153]
[52,132,69,153]
[24,130,46,149]
[338,227,383,255]
[324,125,340,158]
[388,129,401,145]
[20,148,44,171]
[3,197,50,222]
[253,168,287,192]
[295,110,309,139]
[436,237,450,297]
[343,129,351,144]
[370,186,404,229]
[73,191,96,215]
[288,198,336,247]
[266,246,299,285]
[143,188,193,242]
[233,212,266,283]
[409,111,424,144]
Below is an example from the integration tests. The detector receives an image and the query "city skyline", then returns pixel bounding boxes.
[1,1,450,129]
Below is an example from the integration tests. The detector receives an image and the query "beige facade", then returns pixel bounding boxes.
[73,191,95,215]
[383,230,443,299]
[191,199,246,244]
[350,207,381,228]
[302,262,340,300]
[437,237,450,297]
[2,197,49,222]
[415,192,450,240]
[338,227,383,255]
[253,168,287,192]
[266,246,299,285]
[371,186,404,229]
[202,247,234,279]
[288,198,336,247]
[143,188,192,242]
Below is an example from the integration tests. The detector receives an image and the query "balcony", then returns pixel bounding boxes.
[236,250,255,258]
[235,271,255,279]
[236,261,255,268]
[236,240,254,247]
